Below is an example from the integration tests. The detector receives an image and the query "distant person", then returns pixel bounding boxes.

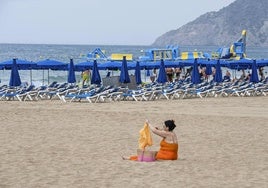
[166,68,174,82]
[106,71,111,78]
[81,69,91,87]
[239,69,246,81]
[185,67,193,78]
[223,70,231,82]
[245,71,251,81]
[259,67,265,81]
[175,68,182,81]
[150,68,157,83]
[212,67,216,80]
[199,67,207,81]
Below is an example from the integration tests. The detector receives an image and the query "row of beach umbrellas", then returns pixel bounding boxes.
[1,58,268,71]
[1,57,267,87]
[2,57,132,87]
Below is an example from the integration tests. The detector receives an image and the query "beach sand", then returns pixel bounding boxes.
[0,97,267,187]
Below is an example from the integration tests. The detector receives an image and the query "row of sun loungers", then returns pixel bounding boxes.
[1,79,268,103]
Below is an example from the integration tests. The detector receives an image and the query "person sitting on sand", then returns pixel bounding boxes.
[123,119,179,161]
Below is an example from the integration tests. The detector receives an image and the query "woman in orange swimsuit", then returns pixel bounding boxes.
[148,119,178,160]
[123,120,179,161]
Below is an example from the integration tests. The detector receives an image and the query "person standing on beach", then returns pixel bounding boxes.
[259,67,265,81]
[150,68,157,83]
[166,68,174,82]
[175,68,182,81]
[81,69,91,88]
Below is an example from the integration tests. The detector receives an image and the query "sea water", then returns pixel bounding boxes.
[0,44,267,86]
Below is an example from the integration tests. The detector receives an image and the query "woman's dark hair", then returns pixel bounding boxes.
[164,120,176,131]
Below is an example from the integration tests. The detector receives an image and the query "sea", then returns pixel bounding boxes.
[0,43,268,86]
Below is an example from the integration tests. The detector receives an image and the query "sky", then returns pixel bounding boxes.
[0,0,236,45]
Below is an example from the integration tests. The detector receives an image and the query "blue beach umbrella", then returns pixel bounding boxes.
[146,69,150,76]
[0,59,36,70]
[119,56,130,83]
[0,59,36,84]
[9,59,22,87]
[36,59,67,70]
[74,61,94,71]
[250,59,259,83]
[214,59,223,83]
[205,62,212,75]
[156,59,167,83]
[98,61,122,70]
[36,59,68,85]
[135,61,142,85]
[256,59,268,67]
[91,60,101,85]
[191,59,201,84]
[67,59,76,84]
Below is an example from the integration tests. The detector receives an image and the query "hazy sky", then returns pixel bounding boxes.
[0,0,236,45]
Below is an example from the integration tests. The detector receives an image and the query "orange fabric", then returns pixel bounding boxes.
[138,123,153,150]
[130,140,178,161]
[130,122,153,161]
[130,156,138,161]
[156,139,178,160]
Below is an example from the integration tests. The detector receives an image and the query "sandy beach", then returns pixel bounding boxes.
[0,97,267,187]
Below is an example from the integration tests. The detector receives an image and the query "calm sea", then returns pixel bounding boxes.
[0,43,268,86]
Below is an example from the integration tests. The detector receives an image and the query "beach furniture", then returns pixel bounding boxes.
[0,85,35,101]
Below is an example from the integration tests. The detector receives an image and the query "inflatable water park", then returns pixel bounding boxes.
[82,30,268,81]
[86,30,248,62]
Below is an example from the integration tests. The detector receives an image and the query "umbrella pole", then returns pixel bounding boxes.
[30,70,32,85]
[42,70,44,86]
[48,69,50,85]
[235,70,236,79]
[144,69,146,82]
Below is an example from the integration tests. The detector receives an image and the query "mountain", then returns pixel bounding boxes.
[152,0,268,47]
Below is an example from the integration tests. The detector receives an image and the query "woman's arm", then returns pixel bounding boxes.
[147,121,169,138]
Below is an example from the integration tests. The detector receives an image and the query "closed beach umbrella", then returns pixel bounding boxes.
[91,60,101,85]
[205,62,212,75]
[119,56,130,83]
[67,59,76,84]
[250,59,259,83]
[191,59,201,84]
[135,61,142,85]
[146,69,150,76]
[9,58,21,87]
[214,59,223,83]
[156,59,167,83]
